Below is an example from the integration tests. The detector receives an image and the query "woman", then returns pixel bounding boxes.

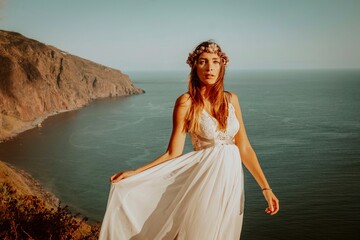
[99,40,279,239]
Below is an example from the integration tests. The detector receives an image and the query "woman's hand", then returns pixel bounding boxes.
[110,170,138,183]
[262,190,280,215]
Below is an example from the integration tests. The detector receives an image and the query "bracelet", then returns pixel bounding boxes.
[262,187,272,191]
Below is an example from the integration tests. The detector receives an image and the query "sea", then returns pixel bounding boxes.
[0,69,359,240]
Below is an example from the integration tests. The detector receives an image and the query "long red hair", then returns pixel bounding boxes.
[184,41,229,134]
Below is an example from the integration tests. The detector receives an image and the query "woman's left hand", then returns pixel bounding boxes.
[262,190,279,215]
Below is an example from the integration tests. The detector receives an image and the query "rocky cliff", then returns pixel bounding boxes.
[0,30,144,141]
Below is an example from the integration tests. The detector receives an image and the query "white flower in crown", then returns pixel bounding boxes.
[206,43,219,53]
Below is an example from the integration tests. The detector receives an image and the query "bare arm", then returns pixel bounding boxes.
[229,92,279,215]
[111,93,191,182]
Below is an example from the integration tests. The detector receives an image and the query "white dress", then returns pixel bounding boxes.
[99,101,245,240]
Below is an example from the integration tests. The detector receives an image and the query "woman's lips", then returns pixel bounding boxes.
[205,74,214,79]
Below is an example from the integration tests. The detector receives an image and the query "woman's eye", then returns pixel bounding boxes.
[214,60,220,64]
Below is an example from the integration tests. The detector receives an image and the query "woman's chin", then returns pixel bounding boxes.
[200,79,217,86]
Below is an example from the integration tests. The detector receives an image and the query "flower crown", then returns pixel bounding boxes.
[186,42,229,67]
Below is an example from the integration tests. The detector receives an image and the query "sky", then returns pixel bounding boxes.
[0,0,359,71]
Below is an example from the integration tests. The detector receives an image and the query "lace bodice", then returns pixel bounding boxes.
[189,102,240,151]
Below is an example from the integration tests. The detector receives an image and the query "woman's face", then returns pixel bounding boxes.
[196,52,221,86]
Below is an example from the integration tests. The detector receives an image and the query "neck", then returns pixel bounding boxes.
[199,85,213,100]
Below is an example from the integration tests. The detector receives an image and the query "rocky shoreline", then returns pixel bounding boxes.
[0,30,144,236]
[0,108,70,143]
[0,159,101,238]
[0,160,59,208]
[0,30,145,142]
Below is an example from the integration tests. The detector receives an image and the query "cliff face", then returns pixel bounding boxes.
[0,30,144,141]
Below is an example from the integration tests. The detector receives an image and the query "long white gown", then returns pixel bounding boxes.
[99,101,245,240]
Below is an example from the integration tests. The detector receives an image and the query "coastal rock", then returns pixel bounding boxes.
[0,30,144,141]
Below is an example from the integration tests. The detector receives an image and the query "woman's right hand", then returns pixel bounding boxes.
[110,170,138,183]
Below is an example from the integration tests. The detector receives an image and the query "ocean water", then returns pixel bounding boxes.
[1,69,359,239]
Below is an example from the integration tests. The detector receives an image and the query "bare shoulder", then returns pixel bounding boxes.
[225,91,240,106]
[175,92,192,107]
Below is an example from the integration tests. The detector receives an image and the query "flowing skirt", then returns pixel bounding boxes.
[99,144,245,240]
